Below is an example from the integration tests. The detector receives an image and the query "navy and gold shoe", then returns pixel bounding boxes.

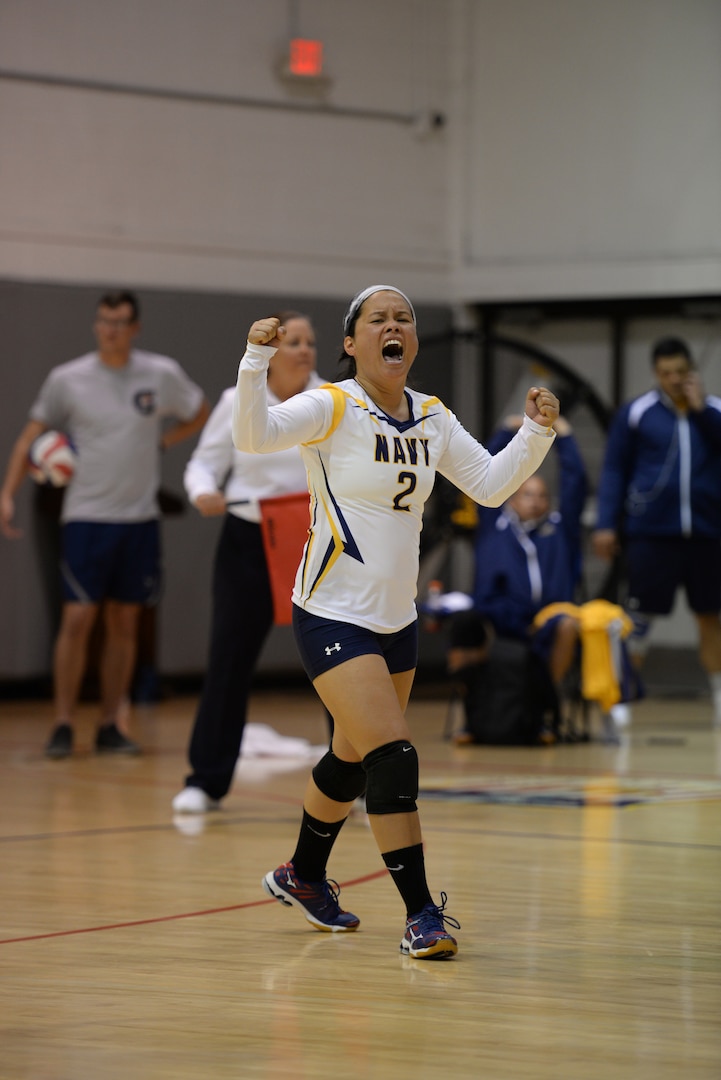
[400,893,460,959]
[262,861,360,933]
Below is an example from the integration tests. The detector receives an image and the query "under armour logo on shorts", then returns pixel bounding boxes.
[324,642,342,656]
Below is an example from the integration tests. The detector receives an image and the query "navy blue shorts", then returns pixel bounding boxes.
[60,521,161,604]
[626,536,721,616]
[292,606,418,681]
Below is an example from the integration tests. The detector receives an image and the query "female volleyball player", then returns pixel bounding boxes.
[232,286,559,959]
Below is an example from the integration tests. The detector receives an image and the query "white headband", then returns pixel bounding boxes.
[342,285,416,336]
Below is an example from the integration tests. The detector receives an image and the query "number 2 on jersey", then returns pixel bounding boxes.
[393,471,417,511]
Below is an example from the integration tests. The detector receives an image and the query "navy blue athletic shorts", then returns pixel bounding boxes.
[625,535,721,616]
[60,521,161,604]
[292,605,418,681]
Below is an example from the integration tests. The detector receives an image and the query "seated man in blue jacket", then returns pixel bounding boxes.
[468,414,588,711]
[451,412,591,743]
[593,336,721,727]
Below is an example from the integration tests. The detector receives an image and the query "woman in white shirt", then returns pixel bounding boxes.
[234,286,559,960]
[173,313,324,815]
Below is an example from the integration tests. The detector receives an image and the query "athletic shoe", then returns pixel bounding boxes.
[262,861,360,932]
[400,892,460,960]
[45,723,73,759]
[172,786,221,814]
[95,724,141,755]
[610,703,631,728]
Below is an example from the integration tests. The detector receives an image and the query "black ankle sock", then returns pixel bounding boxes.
[382,843,433,916]
[291,810,346,882]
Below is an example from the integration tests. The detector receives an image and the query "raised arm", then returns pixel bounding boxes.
[232,319,331,453]
[439,387,559,506]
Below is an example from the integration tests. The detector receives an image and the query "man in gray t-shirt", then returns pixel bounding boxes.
[0,290,209,758]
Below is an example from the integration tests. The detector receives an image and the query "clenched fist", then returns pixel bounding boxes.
[247,318,286,348]
[525,386,560,428]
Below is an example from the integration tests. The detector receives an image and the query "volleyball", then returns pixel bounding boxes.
[28,430,78,487]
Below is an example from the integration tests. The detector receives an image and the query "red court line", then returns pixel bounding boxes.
[0,869,387,946]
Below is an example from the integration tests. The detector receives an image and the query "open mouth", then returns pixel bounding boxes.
[382,339,404,362]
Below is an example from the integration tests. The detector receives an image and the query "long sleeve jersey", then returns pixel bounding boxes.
[595,389,721,539]
[233,343,555,632]
[471,429,588,639]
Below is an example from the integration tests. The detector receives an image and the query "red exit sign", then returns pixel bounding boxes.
[289,38,323,77]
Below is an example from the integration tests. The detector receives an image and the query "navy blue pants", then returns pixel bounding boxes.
[185,516,274,800]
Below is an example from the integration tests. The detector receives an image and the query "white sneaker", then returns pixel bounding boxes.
[172,787,221,814]
[610,703,631,728]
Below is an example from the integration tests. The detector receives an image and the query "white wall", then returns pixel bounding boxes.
[451,0,721,300]
[2,1,719,303]
[0,0,453,301]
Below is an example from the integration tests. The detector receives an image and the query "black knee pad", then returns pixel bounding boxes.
[363,740,419,815]
[312,750,367,803]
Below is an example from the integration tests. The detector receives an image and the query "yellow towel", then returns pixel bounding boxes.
[533,600,634,711]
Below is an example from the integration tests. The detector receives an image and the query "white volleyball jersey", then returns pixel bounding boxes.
[233,343,555,633]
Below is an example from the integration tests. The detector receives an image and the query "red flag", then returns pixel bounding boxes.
[259,492,311,625]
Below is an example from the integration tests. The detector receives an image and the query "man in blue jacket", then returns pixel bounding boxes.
[472,416,587,639]
[470,414,588,699]
[593,336,721,727]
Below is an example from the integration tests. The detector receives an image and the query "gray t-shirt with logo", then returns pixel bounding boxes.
[29,350,204,523]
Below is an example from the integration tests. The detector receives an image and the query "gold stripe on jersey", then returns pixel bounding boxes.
[344,394,385,426]
[304,492,347,598]
[303,384,347,446]
[420,397,446,424]
[320,384,391,429]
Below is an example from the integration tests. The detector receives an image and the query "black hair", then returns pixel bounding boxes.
[337,303,361,379]
[337,353,356,379]
[97,290,141,322]
[651,336,693,368]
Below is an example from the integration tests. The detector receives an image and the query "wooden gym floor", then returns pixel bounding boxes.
[0,685,719,1079]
